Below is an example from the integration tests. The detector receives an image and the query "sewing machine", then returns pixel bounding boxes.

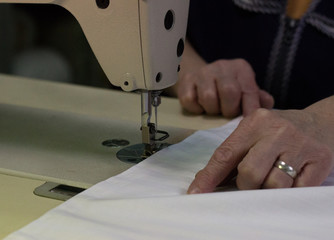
[0,1,226,237]
[0,0,189,158]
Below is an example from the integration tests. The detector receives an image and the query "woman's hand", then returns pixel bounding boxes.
[187,98,334,193]
[167,41,274,117]
[177,58,274,117]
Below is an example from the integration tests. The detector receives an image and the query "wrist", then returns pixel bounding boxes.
[303,96,334,150]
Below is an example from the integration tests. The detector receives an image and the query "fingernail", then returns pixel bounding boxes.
[187,187,201,194]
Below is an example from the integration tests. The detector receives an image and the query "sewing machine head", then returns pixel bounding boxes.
[0,0,189,90]
[0,0,190,160]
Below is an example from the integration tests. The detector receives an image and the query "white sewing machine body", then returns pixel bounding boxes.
[0,0,189,91]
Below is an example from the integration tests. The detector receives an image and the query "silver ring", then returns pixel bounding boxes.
[274,160,297,179]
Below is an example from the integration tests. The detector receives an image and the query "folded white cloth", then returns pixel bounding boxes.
[6,118,334,240]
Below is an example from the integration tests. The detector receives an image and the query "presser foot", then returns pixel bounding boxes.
[117,128,170,164]
[116,142,170,164]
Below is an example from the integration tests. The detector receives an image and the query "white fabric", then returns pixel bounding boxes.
[5,118,334,240]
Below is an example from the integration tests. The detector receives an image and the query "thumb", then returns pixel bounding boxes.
[259,90,274,109]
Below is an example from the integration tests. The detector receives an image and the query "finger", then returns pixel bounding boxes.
[232,60,261,116]
[294,148,334,187]
[241,91,261,116]
[197,75,221,114]
[217,81,242,118]
[262,151,306,189]
[262,137,306,188]
[187,146,237,194]
[215,66,242,117]
[236,138,282,190]
[262,166,294,188]
[188,121,255,194]
[294,164,329,187]
[177,76,204,114]
[259,90,275,109]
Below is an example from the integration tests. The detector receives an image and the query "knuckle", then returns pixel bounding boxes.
[210,146,234,167]
[195,169,217,187]
[240,108,272,129]
[252,108,272,119]
[199,67,209,76]
[220,83,240,96]
[275,123,296,138]
[234,59,256,80]
[199,89,216,103]
[234,58,249,67]
[199,65,217,77]
[237,162,263,186]
[209,146,236,170]
[179,93,195,107]
[234,58,254,71]
[214,59,228,68]
[180,72,196,84]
